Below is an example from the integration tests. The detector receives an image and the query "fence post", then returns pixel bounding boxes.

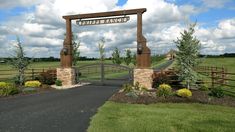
[222,66,225,85]
[101,62,105,85]
[32,69,34,80]
[211,67,215,88]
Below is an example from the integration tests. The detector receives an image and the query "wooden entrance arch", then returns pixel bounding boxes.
[60,8,151,68]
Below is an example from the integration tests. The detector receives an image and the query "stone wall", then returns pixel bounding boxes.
[133,68,153,89]
[56,68,76,86]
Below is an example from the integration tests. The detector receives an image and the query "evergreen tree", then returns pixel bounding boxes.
[112,47,122,65]
[72,33,80,66]
[124,49,132,66]
[9,36,31,85]
[175,24,201,89]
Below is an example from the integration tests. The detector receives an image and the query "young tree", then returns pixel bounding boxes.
[72,33,80,66]
[175,24,201,89]
[124,49,132,66]
[9,36,31,85]
[98,38,105,62]
[112,47,122,65]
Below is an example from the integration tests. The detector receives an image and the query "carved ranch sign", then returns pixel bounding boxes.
[76,16,130,26]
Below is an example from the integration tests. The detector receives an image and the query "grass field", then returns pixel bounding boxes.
[199,57,235,73]
[88,101,235,132]
[0,56,166,82]
[0,60,113,82]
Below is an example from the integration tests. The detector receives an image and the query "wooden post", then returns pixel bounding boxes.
[101,62,104,85]
[60,19,73,68]
[211,67,215,88]
[136,13,151,68]
[222,66,225,85]
[32,69,34,80]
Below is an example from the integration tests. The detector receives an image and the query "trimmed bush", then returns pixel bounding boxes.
[176,88,192,98]
[157,84,172,97]
[25,81,41,87]
[55,79,62,86]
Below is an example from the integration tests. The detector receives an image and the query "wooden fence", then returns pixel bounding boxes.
[153,66,235,90]
[0,68,55,82]
[195,66,235,88]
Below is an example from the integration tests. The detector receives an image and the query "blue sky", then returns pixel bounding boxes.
[1,0,234,27]
[0,0,235,57]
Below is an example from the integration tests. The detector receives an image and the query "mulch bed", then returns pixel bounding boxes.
[109,89,235,107]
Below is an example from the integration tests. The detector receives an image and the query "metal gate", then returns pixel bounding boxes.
[75,63,133,86]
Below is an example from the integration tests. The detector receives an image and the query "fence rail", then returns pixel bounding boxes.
[0,68,55,82]
[153,66,235,90]
[195,66,235,88]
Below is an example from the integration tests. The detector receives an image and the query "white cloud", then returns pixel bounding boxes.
[201,0,231,8]
[0,0,41,9]
[213,18,235,39]
[0,0,234,58]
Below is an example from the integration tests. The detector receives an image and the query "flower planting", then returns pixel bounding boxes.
[157,84,172,97]
[25,81,41,87]
[176,88,192,98]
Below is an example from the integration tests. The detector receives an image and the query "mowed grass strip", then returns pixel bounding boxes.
[88,101,235,132]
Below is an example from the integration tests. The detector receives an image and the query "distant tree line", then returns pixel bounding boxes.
[199,53,235,58]
[0,56,98,63]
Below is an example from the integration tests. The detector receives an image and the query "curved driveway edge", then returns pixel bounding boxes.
[0,84,119,132]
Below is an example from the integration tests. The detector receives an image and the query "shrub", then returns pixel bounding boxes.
[209,87,224,98]
[0,82,8,88]
[122,82,148,97]
[152,71,170,88]
[55,79,62,86]
[25,81,41,87]
[176,88,192,98]
[39,70,56,85]
[157,84,172,97]
[152,70,180,88]
[0,84,19,96]
[199,84,209,91]
[122,83,133,92]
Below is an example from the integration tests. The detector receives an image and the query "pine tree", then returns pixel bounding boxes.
[112,47,122,65]
[124,49,132,66]
[175,24,201,89]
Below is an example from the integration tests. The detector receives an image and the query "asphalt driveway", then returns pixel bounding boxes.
[0,84,119,132]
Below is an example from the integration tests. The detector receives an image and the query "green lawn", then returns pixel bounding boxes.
[88,101,235,132]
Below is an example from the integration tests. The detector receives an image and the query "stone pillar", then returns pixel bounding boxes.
[57,68,76,86]
[133,68,153,89]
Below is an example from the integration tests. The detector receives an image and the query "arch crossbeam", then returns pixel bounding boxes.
[60,8,151,69]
